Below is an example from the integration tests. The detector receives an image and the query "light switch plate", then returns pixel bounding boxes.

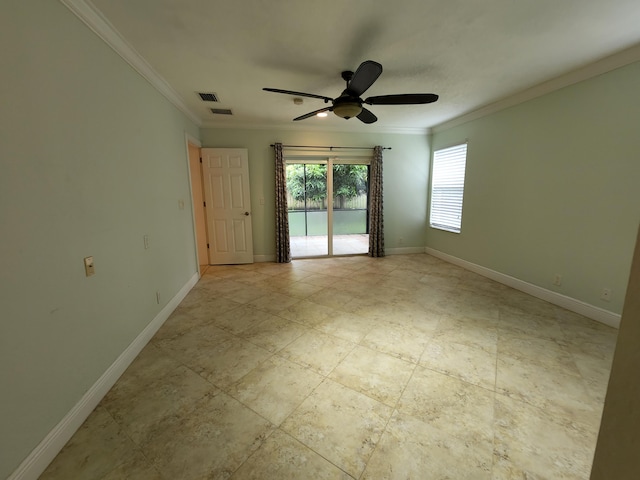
[84,256,95,276]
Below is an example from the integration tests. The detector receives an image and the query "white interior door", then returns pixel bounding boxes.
[201,148,254,264]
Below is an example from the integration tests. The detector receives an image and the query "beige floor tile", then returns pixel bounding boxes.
[204,279,270,304]
[435,314,498,353]
[229,430,352,480]
[278,329,355,376]
[420,340,497,390]
[305,287,357,310]
[39,407,140,480]
[192,336,273,389]
[278,299,344,328]
[273,280,326,299]
[106,342,182,387]
[239,315,309,353]
[100,362,217,445]
[362,410,492,480]
[499,310,567,342]
[314,310,376,343]
[361,322,430,363]
[559,318,618,362]
[152,322,234,364]
[298,272,341,287]
[329,345,415,407]
[397,366,495,445]
[247,291,301,314]
[99,451,164,480]
[571,350,613,404]
[493,394,598,480]
[497,331,581,375]
[153,308,201,341]
[229,355,324,425]
[211,304,274,335]
[178,295,243,322]
[496,356,600,429]
[37,254,617,480]
[139,392,274,480]
[433,291,501,321]
[281,379,393,478]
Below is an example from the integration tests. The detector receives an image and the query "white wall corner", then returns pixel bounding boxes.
[8,272,199,480]
[424,247,621,329]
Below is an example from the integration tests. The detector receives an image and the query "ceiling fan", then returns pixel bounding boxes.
[263,60,438,124]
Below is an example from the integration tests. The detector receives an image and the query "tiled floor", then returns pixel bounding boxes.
[39,254,618,479]
[290,234,369,257]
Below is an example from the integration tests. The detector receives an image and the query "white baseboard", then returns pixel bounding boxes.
[8,272,200,480]
[424,247,621,329]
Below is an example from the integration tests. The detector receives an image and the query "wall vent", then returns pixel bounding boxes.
[211,108,233,115]
[197,92,219,102]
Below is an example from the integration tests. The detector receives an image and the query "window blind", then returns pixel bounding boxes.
[430,143,467,233]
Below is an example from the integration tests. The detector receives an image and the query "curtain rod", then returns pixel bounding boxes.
[270,144,391,150]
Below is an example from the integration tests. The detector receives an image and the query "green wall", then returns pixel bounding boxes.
[199,128,431,256]
[0,1,200,477]
[428,62,640,314]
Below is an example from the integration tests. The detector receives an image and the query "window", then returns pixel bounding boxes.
[430,143,467,233]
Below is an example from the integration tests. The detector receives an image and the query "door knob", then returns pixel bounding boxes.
[244,211,250,216]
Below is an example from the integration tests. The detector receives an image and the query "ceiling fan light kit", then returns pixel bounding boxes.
[263,60,438,124]
[333,101,363,119]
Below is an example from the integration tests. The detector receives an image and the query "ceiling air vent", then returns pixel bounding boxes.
[197,92,219,102]
[211,108,233,115]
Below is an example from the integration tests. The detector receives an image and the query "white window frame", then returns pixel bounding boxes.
[429,142,468,234]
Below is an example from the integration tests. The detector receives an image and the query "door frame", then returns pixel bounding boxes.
[285,151,372,258]
[184,133,205,277]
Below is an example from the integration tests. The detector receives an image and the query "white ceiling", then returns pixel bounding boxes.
[80,0,640,133]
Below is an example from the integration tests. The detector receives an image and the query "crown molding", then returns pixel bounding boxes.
[432,42,640,133]
[60,0,202,127]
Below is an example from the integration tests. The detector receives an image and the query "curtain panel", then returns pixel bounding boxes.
[368,146,385,257]
[274,143,292,263]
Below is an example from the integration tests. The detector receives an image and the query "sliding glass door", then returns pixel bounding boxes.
[287,158,369,258]
[332,163,369,255]
[287,162,329,256]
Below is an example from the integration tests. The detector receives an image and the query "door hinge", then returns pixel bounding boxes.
[207,243,209,249]
[203,201,206,207]
[199,157,202,163]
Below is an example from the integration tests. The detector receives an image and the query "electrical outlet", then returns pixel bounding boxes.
[144,234,150,249]
[399,237,404,246]
[601,288,612,302]
[156,291,161,304]
[553,274,562,286]
[178,199,185,210]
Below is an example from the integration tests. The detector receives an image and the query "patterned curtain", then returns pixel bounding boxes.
[369,146,385,257]
[274,143,291,263]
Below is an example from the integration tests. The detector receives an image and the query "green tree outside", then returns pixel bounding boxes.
[286,164,368,208]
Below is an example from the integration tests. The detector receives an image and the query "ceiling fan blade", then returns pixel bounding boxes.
[263,88,333,103]
[347,60,383,96]
[364,93,439,105]
[293,107,333,121]
[356,107,377,124]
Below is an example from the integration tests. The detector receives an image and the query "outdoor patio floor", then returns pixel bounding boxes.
[290,234,369,257]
